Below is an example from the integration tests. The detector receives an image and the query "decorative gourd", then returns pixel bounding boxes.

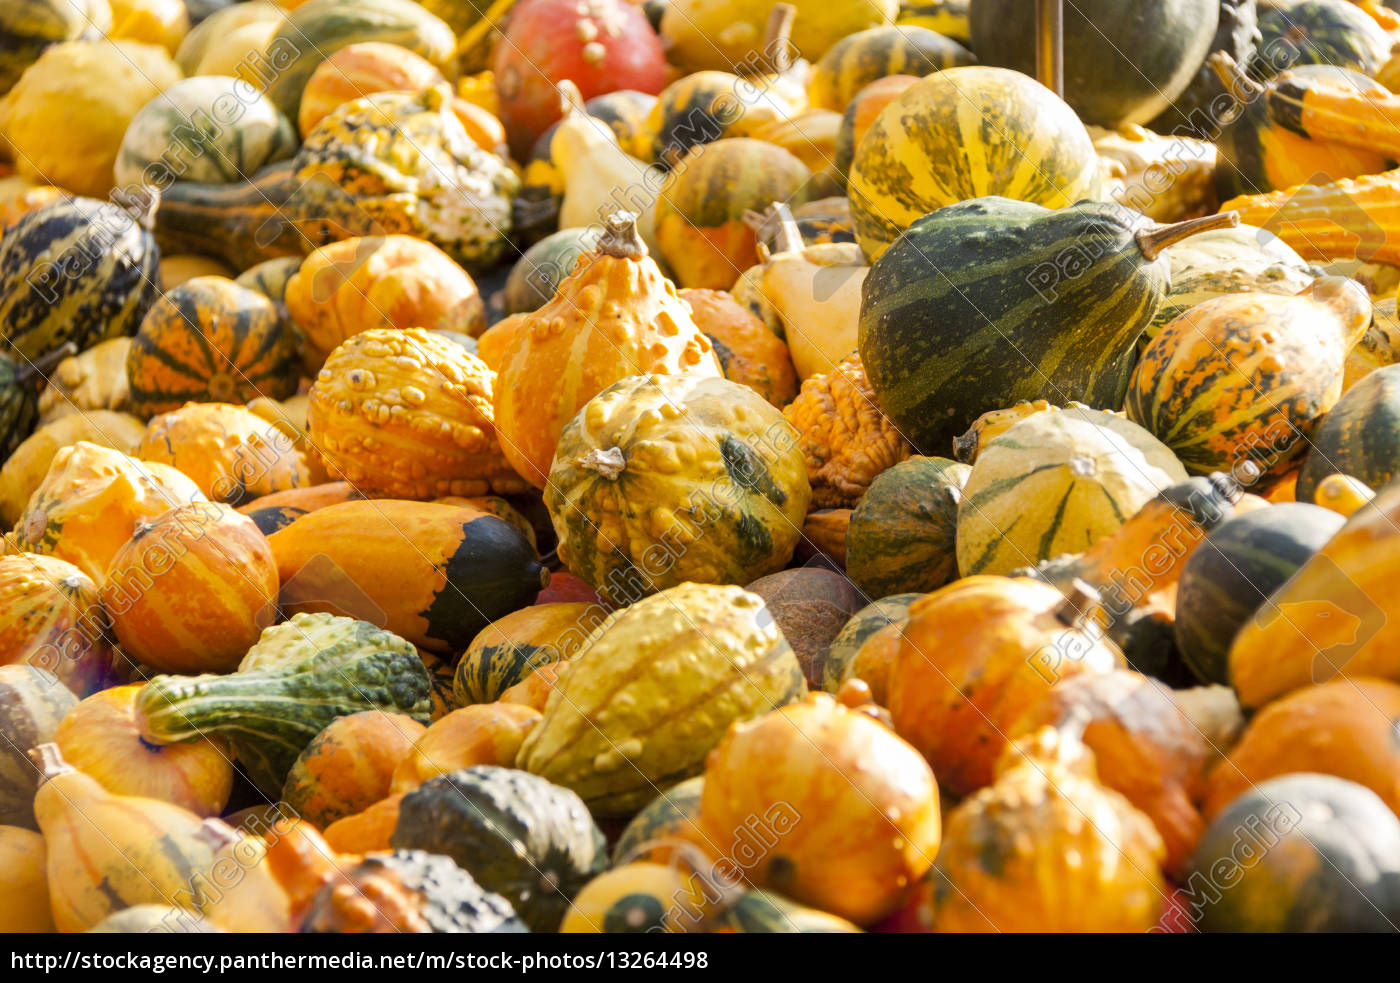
[392,766,608,931]
[781,353,910,509]
[269,500,546,655]
[1092,124,1220,224]
[1204,677,1400,818]
[308,329,525,499]
[680,288,799,407]
[1127,278,1371,484]
[280,711,426,829]
[173,0,281,77]
[237,482,361,522]
[158,254,234,292]
[887,577,1121,796]
[0,0,109,95]
[971,0,1218,127]
[559,861,713,933]
[862,201,1237,455]
[796,507,852,567]
[135,612,433,797]
[503,227,602,316]
[1148,0,1261,136]
[494,212,721,489]
[0,665,77,829]
[30,742,221,933]
[748,203,869,381]
[700,693,939,925]
[156,87,520,272]
[1296,363,1400,501]
[654,139,811,290]
[0,195,160,363]
[1344,297,1400,391]
[0,181,67,243]
[0,554,114,697]
[500,661,562,713]
[86,905,218,933]
[322,792,403,854]
[136,402,314,505]
[612,776,706,865]
[1210,57,1393,201]
[297,41,447,137]
[0,345,75,465]
[0,825,55,932]
[101,502,278,674]
[644,67,806,166]
[1314,473,1377,517]
[35,339,133,424]
[474,314,522,372]
[745,568,865,689]
[575,89,658,160]
[55,684,233,817]
[300,849,527,934]
[107,0,188,51]
[127,277,300,416]
[453,602,604,706]
[390,704,541,793]
[115,75,296,189]
[1256,0,1393,75]
[848,67,1102,260]
[931,727,1166,931]
[0,39,180,197]
[747,108,842,176]
[491,0,665,157]
[956,408,1188,577]
[287,237,485,371]
[821,593,920,703]
[1010,671,1217,878]
[1175,503,1345,684]
[7,442,206,583]
[833,74,919,183]
[1190,773,1400,932]
[807,25,974,111]
[516,583,806,817]
[660,0,897,74]
[546,374,810,604]
[846,457,968,598]
[1142,222,1318,348]
[710,890,864,933]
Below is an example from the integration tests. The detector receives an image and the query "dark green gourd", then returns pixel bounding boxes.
[858,196,1238,455]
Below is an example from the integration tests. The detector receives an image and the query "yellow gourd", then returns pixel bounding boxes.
[0,825,55,932]
[0,411,147,527]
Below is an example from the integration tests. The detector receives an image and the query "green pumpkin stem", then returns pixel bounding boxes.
[597,212,647,260]
[16,342,77,388]
[1135,211,1240,262]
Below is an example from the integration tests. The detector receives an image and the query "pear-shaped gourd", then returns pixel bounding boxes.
[492,211,721,488]
[858,196,1239,454]
[30,743,222,933]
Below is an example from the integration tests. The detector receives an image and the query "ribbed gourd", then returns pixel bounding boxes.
[0,195,160,363]
[308,328,526,500]
[846,456,968,597]
[516,583,807,817]
[136,613,433,797]
[0,665,78,829]
[493,211,722,489]
[547,374,811,605]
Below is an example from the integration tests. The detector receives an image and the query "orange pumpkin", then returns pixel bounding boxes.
[321,792,403,854]
[679,288,798,407]
[492,212,721,488]
[100,502,279,675]
[286,235,486,371]
[887,577,1121,797]
[297,42,448,137]
[389,702,542,793]
[0,554,114,697]
[6,442,206,583]
[1203,677,1400,820]
[698,692,941,926]
[280,711,427,830]
[236,482,362,517]
[137,402,316,506]
[54,684,234,817]
[475,313,523,371]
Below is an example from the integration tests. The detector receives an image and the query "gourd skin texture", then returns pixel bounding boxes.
[0,553,114,697]
[390,703,541,793]
[547,374,811,604]
[821,593,921,703]
[517,583,807,817]
[680,288,799,408]
[0,665,77,829]
[0,825,55,932]
[0,0,111,96]
[297,41,447,138]
[661,0,899,74]
[452,602,604,706]
[613,775,706,865]
[807,25,975,112]
[1296,363,1400,501]
[280,711,426,829]
[846,457,967,597]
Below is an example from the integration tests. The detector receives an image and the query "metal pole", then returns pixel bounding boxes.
[1035,0,1064,98]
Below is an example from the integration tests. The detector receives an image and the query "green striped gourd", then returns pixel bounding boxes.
[858,196,1239,455]
[260,0,457,122]
[0,0,109,94]
[1254,1,1392,77]
[0,344,75,460]
[452,602,606,706]
[956,407,1187,577]
[895,0,970,43]
[846,456,968,598]
[0,195,160,362]
[136,613,432,797]
[847,67,1101,260]
[1296,364,1400,503]
[821,593,920,695]
[806,25,974,111]
[612,776,705,865]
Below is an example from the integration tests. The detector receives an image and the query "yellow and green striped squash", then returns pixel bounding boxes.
[847,66,1101,260]
[955,407,1187,577]
[895,0,969,44]
[0,0,109,94]
[452,602,606,707]
[806,24,974,112]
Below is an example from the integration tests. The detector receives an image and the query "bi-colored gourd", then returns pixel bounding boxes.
[297,41,447,137]
[845,457,968,598]
[452,602,606,706]
[0,553,114,697]
[0,665,77,829]
[680,288,799,407]
[807,24,973,111]
[280,711,426,830]
[389,704,541,793]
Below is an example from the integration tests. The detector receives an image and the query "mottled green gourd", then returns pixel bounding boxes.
[135,613,432,797]
[858,197,1239,454]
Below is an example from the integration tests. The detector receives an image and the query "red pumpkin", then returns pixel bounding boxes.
[492,0,666,157]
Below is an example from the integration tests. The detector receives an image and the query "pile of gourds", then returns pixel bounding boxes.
[4,0,1400,935]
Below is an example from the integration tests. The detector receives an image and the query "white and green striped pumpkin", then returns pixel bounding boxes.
[115,75,297,188]
[955,407,1186,577]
